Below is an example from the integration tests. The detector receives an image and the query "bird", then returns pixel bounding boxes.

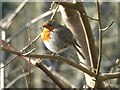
[40,20,85,59]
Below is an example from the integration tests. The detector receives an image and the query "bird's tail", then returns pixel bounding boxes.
[73,44,85,60]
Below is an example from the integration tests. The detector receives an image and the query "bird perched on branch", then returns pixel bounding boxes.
[41,20,85,59]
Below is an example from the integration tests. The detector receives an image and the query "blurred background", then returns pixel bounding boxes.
[1,1,119,88]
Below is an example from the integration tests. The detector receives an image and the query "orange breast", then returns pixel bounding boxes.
[41,28,51,41]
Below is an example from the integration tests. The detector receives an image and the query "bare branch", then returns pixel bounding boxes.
[94,0,104,88]
[102,20,114,31]
[2,46,97,78]
[21,34,41,52]
[7,9,59,43]
[35,63,65,89]
[101,72,120,81]
[83,14,114,31]
[4,55,65,89]
[84,13,99,21]
[0,34,41,69]
[50,70,75,88]
[22,48,36,56]
[19,62,29,88]
[2,45,120,86]
[5,68,35,88]
[0,56,17,69]
[0,0,29,29]
[27,27,32,88]
[50,3,59,20]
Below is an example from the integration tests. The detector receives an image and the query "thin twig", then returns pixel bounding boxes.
[0,34,41,69]
[0,49,36,69]
[50,0,55,10]
[84,12,114,31]
[102,20,114,31]
[0,56,17,69]
[94,0,103,89]
[27,27,31,88]
[19,62,29,88]
[7,9,59,43]
[101,72,120,81]
[50,3,59,20]
[22,48,36,56]
[21,34,41,52]
[5,68,35,88]
[84,13,99,21]
[0,0,29,29]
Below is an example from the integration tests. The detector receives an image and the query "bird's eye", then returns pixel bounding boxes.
[48,24,52,26]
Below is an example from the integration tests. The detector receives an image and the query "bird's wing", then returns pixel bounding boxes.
[53,27,75,44]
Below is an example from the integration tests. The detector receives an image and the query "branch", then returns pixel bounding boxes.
[6,9,59,43]
[4,53,65,89]
[2,46,120,85]
[0,34,41,69]
[94,0,104,88]
[50,3,59,20]
[83,13,99,21]
[76,2,98,69]
[19,62,29,88]
[5,68,35,88]
[102,20,114,31]
[26,27,32,88]
[2,46,97,78]
[0,0,29,29]
[101,72,120,81]
[35,63,65,89]
[50,70,75,88]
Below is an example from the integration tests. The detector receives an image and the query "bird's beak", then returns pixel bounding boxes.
[42,22,48,27]
[42,24,46,27]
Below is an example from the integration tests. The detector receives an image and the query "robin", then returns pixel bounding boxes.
[41,20,85,59]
